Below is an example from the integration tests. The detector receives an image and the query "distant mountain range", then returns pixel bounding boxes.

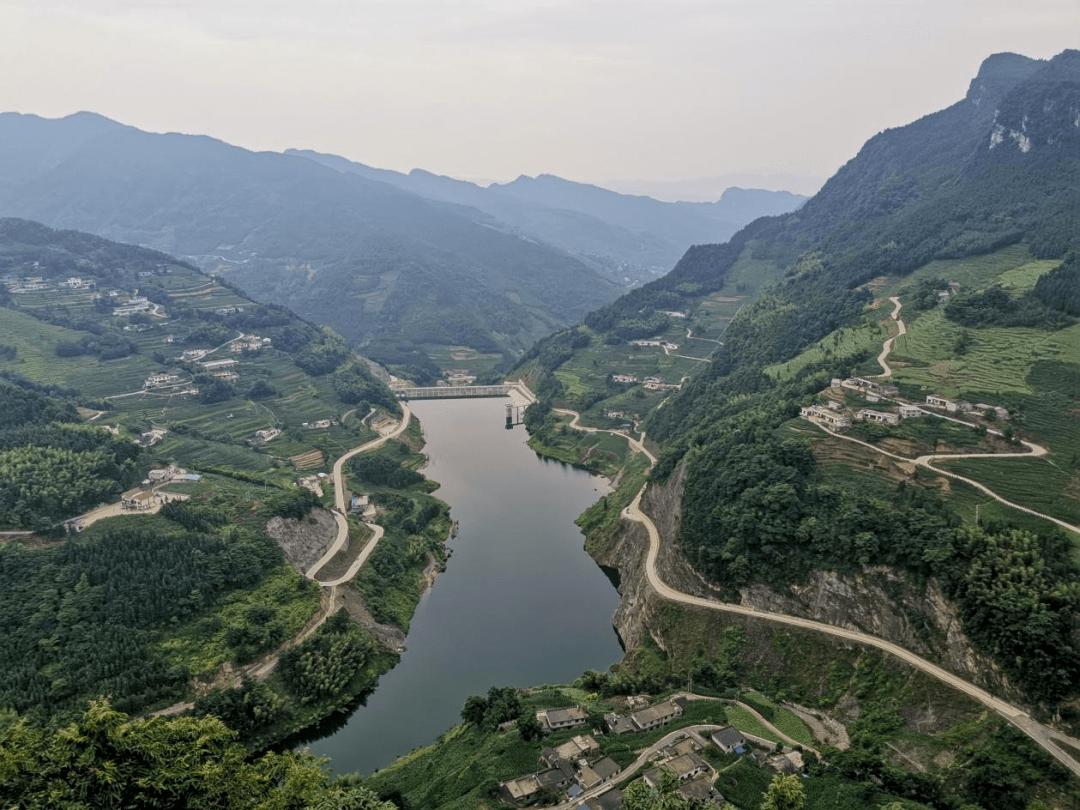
[0,112,804,377]
[286,149,807,280]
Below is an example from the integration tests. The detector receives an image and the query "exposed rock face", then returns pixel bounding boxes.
[265,507,338,572]
[590,463,1018,700]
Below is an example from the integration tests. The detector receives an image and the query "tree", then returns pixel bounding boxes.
[518,713,543,741]
[760,773,806,810]
[461,695,488,727]
[0,699,395,809]
[622,769,692,810]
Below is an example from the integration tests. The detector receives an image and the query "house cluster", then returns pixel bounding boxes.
[215,305,244,316]
[3,274,48,293]
[498,701,773,810]
[59,276,93,290]
[661,310,688,319]
[799,405,852,430]
[302,419,336,430]
[611,374,638,384]
[250,428,282,445]
[182,349,208,361]
[229,335,271,353]
[139,428,168,447]
[120,487,158,511]
[499,732,622,806]
[604,696,686,735]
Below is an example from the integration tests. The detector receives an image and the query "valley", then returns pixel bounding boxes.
[3,45,1080,810]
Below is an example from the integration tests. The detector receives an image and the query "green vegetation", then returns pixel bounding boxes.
[0,699,394,810]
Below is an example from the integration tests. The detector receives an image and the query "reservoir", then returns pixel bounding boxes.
[306,397,624,774]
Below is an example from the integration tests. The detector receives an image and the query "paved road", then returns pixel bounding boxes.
[305,402,412,582]
[554,408,1080,779]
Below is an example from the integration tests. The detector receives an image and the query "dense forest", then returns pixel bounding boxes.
[0,378,143,531]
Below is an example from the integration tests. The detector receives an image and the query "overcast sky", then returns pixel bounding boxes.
[2,0,1077,196]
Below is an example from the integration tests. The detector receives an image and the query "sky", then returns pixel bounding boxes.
[1,0,1078,197]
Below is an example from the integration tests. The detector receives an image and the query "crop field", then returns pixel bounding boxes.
[890,307,1073,396]
[938,456,1080,528]
[765,320,888,381]
[738,691,816,748]
[882,243,1054,295]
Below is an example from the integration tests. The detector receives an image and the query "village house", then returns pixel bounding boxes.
[250,428,282,445]
[677,776,723,805]
[583,787,624,810]
[661,310,688,319]
[147,466,179,484]
[606,697,686,735]
[898,404,923,419]
[843,376,899,398]
[799,405,852,430]
[215,305,242,315]
[113,301,151,316]
[857,408,900,426]
[711,726,748,755]
[577,757,621,791]
[181,349,207,361]
[643,752,709,785]
[925,394,973,413]
[536,706,588,732]
[143,373,183,389]
[611,374,638,384]
[539,734,599,768]
[210,371,239,382]
[120,488,156,511]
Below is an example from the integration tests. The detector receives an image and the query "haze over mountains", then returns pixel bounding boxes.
[0,112,804,379]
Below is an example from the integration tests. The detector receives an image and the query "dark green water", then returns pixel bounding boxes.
[305,397,624,774]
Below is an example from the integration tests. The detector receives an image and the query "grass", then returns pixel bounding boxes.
[739,691,816,749]
[722,704,781,744]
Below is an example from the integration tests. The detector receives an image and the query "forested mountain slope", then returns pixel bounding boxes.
[289,147,806,285]
[0,114,620,378]
[520,50,1080,711]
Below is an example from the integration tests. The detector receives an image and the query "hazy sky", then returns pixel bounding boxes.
[2,0,1077,194]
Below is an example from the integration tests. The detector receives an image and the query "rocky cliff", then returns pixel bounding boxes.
[590,463,1018,701]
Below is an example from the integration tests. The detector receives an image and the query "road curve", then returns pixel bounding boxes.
[876,295,905,378]
[554,407,1080,778]
[306,402,412,581]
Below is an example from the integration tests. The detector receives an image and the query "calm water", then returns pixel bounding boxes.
[305,397,623,774]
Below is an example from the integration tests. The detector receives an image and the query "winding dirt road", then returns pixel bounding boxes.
[305,401,412,582]
[876,295,905,378]
[553,406,1080,778]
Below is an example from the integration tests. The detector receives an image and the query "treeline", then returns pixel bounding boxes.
[1032,253,1080,316]
[0,520,285,721]
[332,361,399,412]
[944,285,1073,329]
